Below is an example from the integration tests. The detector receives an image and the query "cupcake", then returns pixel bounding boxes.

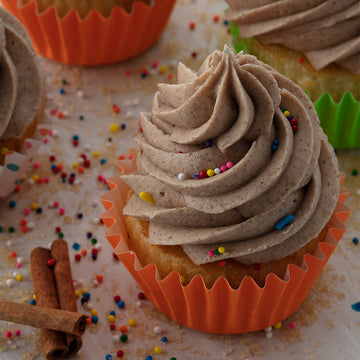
[1,0,176,65]
[101,47,350,334]
[226,0,360,149]
[0,7,50,200]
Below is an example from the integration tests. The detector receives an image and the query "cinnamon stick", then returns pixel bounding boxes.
[50,239,82,356]
[31,246,68,360]
[0,301,87,336]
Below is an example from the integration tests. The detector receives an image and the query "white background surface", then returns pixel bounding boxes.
[0,1,360,359]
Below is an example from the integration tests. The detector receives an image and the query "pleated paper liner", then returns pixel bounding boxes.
[1,0,176,66]
[229,23,360,150]
[101,151,350,334]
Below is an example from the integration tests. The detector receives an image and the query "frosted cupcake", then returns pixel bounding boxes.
[226,0,360,148]
[101,47,349,333]
[2,0,176,65]
[0,8,49,200]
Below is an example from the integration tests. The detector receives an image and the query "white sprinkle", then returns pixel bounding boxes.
[77,90,84,98]
[51,129,59,138]
[125,111,133,119]
[132,99,139,106]
[48,201,55,208]
[178,173,186,181]
[214,168,221,175]
[26,179,35,186]
[136,301,142,308]
[266,332,273,339]
[84,144,91,152]
[6,240,13,247]
[113,334,120,342]
[6,279,15,287]
[264,326,272,333]
[27,222,35,230]
[77,157,85,164]
[17,257,24,264]
[95,243,102,251]
[153,326,162,334]
[92,200,99,207]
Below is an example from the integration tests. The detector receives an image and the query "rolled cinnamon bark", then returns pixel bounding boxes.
[31,247,68,360]
[0,301,87,336]
[50,239,82,356]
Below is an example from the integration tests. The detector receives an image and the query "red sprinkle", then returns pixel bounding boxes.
[114,295,121,303]
[218,260,226,267]
[189,21,196,30]
[113,105,121,114]
[138,292,145,300]
[117,350,124,358]
[74,254,81,262]
[110,324,116,330]
[297,57,304,63]
[47,258,56,267]
[213,14,220,23]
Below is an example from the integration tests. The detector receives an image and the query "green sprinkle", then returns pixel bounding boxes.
[91,238,97,244]
[351,169,358,176]
[8,226,15,233]
[58,232,64,239]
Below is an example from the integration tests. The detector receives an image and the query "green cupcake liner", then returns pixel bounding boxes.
[229,23,360,149]
[315,92,360,149]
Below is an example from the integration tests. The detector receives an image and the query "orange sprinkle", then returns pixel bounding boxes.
[81,249,87,256]
[213,14,220,22]
[118,155,125,160]
[96,274,104,283]
[78,166,84,174]
[10,251,17,258]
[57,111,64,118]
[189,21,196,30]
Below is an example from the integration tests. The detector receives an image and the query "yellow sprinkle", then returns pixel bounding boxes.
[30,203,38,210]
[80,288,88,295]
[32,294,36,300]
[90,309,98,317]
[283,110,290,117]
[74,290,80,298]
[128,318,136,327]
[32,174,39,182]
[72,162,79,168]
[16,274,23,282]
[180,275,185,284]
[93,151,100,158]
[154,346,162,355]
[139,191,155,204]
[207,169,215,177]
[1,147,8,156]
[273,322,282,329]
[107,315,115,323]
[218,246,225,254]
[110,123,119,132]
[159,65,167,74]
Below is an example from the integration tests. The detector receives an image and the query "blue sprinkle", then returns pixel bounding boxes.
[91,316,99,324]
[161,336,168,343]
[105,355,113,360]
[87,232,93,239]
[271,145,278,152]
[117,300,125,309]
[72,242,81,251]
[83,292,91,300]
[59,88,65,95]
[77,213,83,219]
[61,178,66,183]
[206,140,213,147]
[30,299,36,305]
[275,215,294,230]
[92,254,97,260]
[352,237,359,245]
[70,173,76,178]
[51,164,56,170]
[145,356,153,360]
[109,310,116,316]
[141,73,147,79]
[36,207,43,214]
[224,20,229,25]
[121,124,126,130]
[287,116,293,120]
[194,173,200,180]
[0,226,2,232]
[273,139,279,145]
[100,158,107,165]
[81,296,88,305]
[9,200,16,208]
[108,137,112,142]
[72,135,79,141]
[351,302,360,312]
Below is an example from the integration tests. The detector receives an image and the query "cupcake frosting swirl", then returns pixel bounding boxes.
[226,0,360,74]
[122,48,339,265]
[0,8,44,149]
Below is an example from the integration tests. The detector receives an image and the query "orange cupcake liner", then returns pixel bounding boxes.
[2,0,176,65]
[101,149,350,334]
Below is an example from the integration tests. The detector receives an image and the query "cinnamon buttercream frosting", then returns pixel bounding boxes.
[0,7,45,152]
[226,0,360,74]
[122,47,339,265]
